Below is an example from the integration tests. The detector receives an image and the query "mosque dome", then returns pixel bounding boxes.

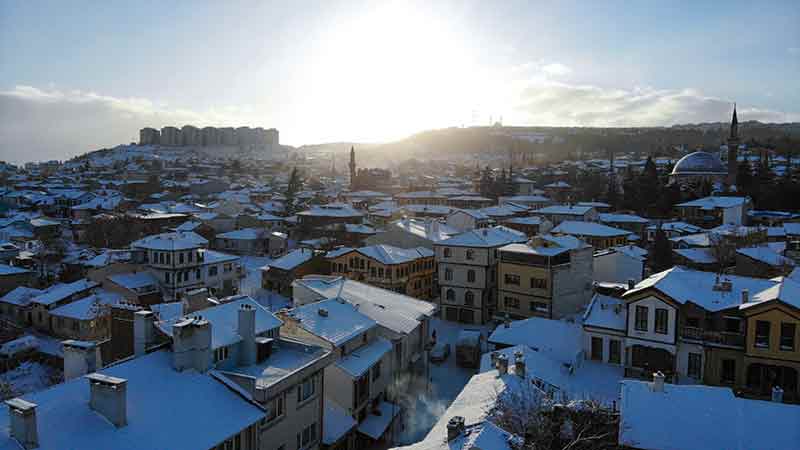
[671,151,727,175]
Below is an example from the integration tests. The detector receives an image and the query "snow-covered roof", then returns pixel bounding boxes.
[625,267,779,312]
[619,380,800,450]
[131,231,208,251]
[0,264,31,276]
[534,205,593,216]
[293,277,436,334]
[489,317,582,365]
[267,248,315,271]
[326,244,432,265]
[582,294,626,331]
[287,298,376,347]
[217,228,262,240]
[0,350,264,450]
[673,247,717,264]
[675,196,749,209]
[323,400,357,445]
[438,226,527,248]
[335,337,392,377]
[158,296,282,349]
[31,279,99,306]
[297,203,363,218]
[108,272,159,290]
[50,290,122,320]
[646,221,703,233]
[552,220,632,237]
[736,245,794,268]
[390,219,459,243]
[0,286,43,307]
[598,213,649,224]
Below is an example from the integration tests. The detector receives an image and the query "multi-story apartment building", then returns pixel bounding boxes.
[131,231,243,298]
[584,266,800,403]
[279,299,398,448]
[497,234,593,320]
[326,244,435,299]
[435,226,527,324]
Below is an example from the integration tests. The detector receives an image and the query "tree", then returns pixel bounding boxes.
[650,227,673,272]
[285,167,304,215]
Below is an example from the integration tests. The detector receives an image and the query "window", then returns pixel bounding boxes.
[724,316,741,333]
[467,270,475,283]
[298,376,315,403]
[530,278,547,289]
[634,306,648,331]
[443,247,451,258]
[466,249,474,260]
[721,359,736,384]
[297,422,317,449]
[214,346,229,363]
[504,274,520,286]
[265,394,284,424]
[370,267,376,277]
[686,317,700,328]
[378,268,384,278]
[445,289,455,302]
[609,339,621,364]
[755,321,770,348]
[591,337,603,361]
[179,252,185,264]
[464,291,474,306]
[224,263,232,273]
[504,296,520,308]
[209,265,218,277]
[444,268,453,281]
[372,361,381,381]
[165,272,170,283]
[654,308,668,334]
[195,268,201,279]
[188,251,193,263]
[688,353,702,379]
[780,323,796,351]
[359,259,365,269]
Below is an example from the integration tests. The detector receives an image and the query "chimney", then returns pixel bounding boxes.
[185,288,209,313]
[503,314,511,328]
[741,289,749,304]
[133,310,155,357]
[63,340,101,380]
[514,351,526,378]
[446,416,465,441]
[318,308,329,317]
[86,373,127,427]
[627,278,636,290]
[652,371,665,392]
[6,398,38,449]
[490,351,499,369]
[238,304,256,366]
[772,386,784,403]
[172,317,212,372]
[497,354,509,376]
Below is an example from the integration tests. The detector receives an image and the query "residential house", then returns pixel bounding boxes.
[532,204,598,225]
[364,218,459,250]
[261,249,326,298]
[497,234,593,320]
[551,220,632,250]
[0,264,34,296]
[499,216,552,237]
[674,196,753,227]
[326,245,435,299]
[598,213,649,236]
[49,289,122,341]
[436,226,528,324]
[445,209,492,232]
[216,228,267,255]
[593,245,647,285]
[29,279,99,334]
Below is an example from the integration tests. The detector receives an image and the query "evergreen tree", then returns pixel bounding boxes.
[285,167,303,215]
[651,227,673,272]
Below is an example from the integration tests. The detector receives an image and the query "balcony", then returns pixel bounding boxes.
[680,326,744,348]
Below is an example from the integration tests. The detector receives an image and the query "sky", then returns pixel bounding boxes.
[1,0,799,163]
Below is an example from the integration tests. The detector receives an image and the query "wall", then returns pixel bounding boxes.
[745,304,800,363]
[593,251,643,285]
[259,369,324,450]
[626,295,677,346]
[551,248,594,319]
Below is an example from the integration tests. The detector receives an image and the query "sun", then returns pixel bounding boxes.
[295,3,497,143]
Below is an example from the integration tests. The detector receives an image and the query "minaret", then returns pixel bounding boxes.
[727,104,740,187]
[331,153,337,176]
[349,146,357,189]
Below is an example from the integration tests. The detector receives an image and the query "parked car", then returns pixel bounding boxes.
[455,329,483,368]
[429,342,450,363]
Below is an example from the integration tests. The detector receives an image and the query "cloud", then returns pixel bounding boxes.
[510,76,800,127]
[0,86,260,164]
[541,63,572,77]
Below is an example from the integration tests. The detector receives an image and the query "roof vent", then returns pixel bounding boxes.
[318,308,329,317]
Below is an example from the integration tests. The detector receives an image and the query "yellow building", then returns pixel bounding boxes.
[326,244,435,299]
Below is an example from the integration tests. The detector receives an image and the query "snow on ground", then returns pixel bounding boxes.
[394,318,494,446]
[0,361,61,399]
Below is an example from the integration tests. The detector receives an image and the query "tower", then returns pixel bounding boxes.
[331,153,337,176]
[349,146,357,189]
[727,104,740,187]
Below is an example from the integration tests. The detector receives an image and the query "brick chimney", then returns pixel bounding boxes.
[6,398,38,449]
[238,304,256,366]
[446,416,465,441]
[652,371,665,392]
[514,350,526,378]
[772,386,784,403]
[86,373,127,427]
[497,353,509,376]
